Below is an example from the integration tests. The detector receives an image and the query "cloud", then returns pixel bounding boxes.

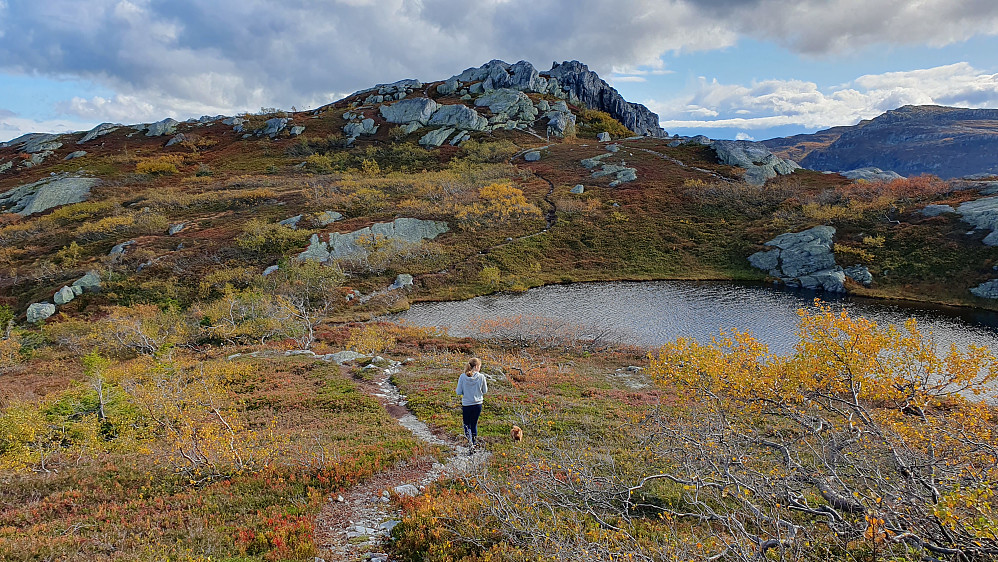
[734,132,754,140]
[0,108,14,118]
[0,0,996,129]
[654,62,998,133]
[0,114,97,142]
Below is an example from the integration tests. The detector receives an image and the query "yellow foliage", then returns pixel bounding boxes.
[75,214,135,242]
[833,242,875,263]
[456,182,542,228]
[345,324,397,354]
[136,155,184,175]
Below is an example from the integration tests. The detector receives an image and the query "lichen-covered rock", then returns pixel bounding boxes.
[570,184,585,194]
[524,151,541,162]
[145,118,178,137]
[544,110,576,137]
[840,167,904,182]
[581,153,613,169]
[260,118,289,137]
[419,127,455,148]
[64,150,87,160]
[299,218,449,262]
[0,174,100,216]
[427,104,487,130]
[168,222,186,235]
[343,118,378,139]
[711,140,801,186]
[474,89,536,121]
[748,226,845,292]
[0,161,11,173]
[957,196,998,245]
[436,78,460,96]
[380,98,439,125]
[27,302,56,324]
[72,271,102,292]
[78,122,120,144]
[597,132,611,142]
[279,215,303,229]
[844,265,873,286]
[290,125,305,136]
[165,133,186,147]
[389,274,414,290]
[971,279,998,299]
[315,210,343,226]
[920,204,956,217]
[53,286,75,305]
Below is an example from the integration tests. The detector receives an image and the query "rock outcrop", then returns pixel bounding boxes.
[144,118,178,137]
[0,174,100,216]
[711,140,801,186]
[426,104,488,131]
[971,280,998,299]
[748,226,847,292]
[26,303,56,324]
[299,218,449,262]
[956,196,998,245]
[78,123,120,144]
[839,167,904,182]
[380,98,439,125]
[446,60,666,137]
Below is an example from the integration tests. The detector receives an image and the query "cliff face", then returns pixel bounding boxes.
[449,59,667,137]
[763,105,998,178]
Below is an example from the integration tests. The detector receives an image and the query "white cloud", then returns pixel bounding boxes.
[0,115,97,142]
[611,76,647,83]
[654,62,998,132]
[0,0,996,131]
[734,132,754,140]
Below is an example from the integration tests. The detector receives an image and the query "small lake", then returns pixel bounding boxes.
[392,281,998,356]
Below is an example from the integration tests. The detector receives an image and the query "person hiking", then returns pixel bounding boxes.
[456,357,487,451]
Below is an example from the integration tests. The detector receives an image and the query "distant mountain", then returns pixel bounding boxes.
[762,105,998,178]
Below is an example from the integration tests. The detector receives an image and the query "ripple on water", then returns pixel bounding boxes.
[392,281,998,356]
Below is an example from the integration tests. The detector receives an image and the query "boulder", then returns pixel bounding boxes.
[26,303,56,324]
[109,240,135,258]
[21,133,63,154]
[436,78,460,95]
[524,151,541,162]
[844,265,873,286]
[343,118,378,139]
[0,174,100,216]
[72,271,102,292]
[711,140,801,186]
[53,286,75,305]
[168,222,186,235]
[321,350,369,364]
[389,274,414,290]
[606,144,620,153]
[840,167,904,182]
[279,215,303,229]
[380,98,439,125]
[581,153,613,169]
[290,125,306,136]
[260,118,289,137]
[393,484,420,497]
[419,127,455,148]
[0,161,11,173]
[64,151,87,160]
[570,184,585,194]
[474,89,535,121]
[597,132,611,142]
[544,110,576,137]
[78,123,120,144]
[145,118,178,137]
[165,133,186,147]
[957,196,998,244]
[971,279,998,299]
[920,204,956,217]
[427,104,487,130]
[300,218,449,262]
[449,131,471,146]
[315,210,343,226]
[262,265,280,276]
[748,226,845,292]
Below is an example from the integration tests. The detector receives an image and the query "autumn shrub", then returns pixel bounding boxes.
[345,323,397,354]
[645,302,998,559]
[136,154,185,175]
[345,187,389,215]
[458,139,520,163]
[236,219,311,256]
[74,214,135,242]
[195,288,285,345]
[833,242,875,264]
[456,182,543,229]
[93,304,194,357]
[576,109,632,139]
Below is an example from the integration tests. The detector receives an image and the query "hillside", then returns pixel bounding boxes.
[763,105,998,178]
[1,60,998,562]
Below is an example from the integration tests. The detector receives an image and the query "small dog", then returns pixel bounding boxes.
[510,425,523,442]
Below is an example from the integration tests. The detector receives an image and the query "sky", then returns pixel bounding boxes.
[1,0,997,143]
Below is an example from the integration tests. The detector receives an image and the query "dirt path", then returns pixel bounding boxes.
[314,362,489,562]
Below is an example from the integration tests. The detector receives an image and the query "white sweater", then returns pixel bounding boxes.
[456,372,488,406]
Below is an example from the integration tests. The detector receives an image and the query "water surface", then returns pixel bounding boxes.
[393,281,998,356]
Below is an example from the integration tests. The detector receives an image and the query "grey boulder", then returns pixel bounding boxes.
[427,104,487,131]
[524,151,541,162]
[343,118,378,139]
[419,127,455,148]
[711,140,801,186]
[64,150,87,160]
[380,98,439,125]
[748,225,845,292]
[299,218,449,262]
[0,174,100,216]
[844,265,873,286]
[72,271,102,292]
[145,118,178,137]
[971,279,998,299]
[165,133,186,147]
[27,303,56,324]
[78,123,120,144]
[315,210,343,226]
[570,184,585,194]
[597,132,611,142]
[840,167,904,182]
[920,204,956,217]
[260,118,289,137]
[53,286,75,305]
[389,274,414,290]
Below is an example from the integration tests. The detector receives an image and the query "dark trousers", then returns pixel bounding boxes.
[462,403,482,443]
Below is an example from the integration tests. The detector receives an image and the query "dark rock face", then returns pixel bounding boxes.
[764,105,998,179]
[546,61,666,138]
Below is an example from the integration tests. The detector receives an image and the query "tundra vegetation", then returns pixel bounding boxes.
[0,84,997,561]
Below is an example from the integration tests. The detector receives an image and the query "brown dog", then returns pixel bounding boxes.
[510,425,523,442]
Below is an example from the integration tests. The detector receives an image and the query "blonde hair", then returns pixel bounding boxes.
[465,357,482,374]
